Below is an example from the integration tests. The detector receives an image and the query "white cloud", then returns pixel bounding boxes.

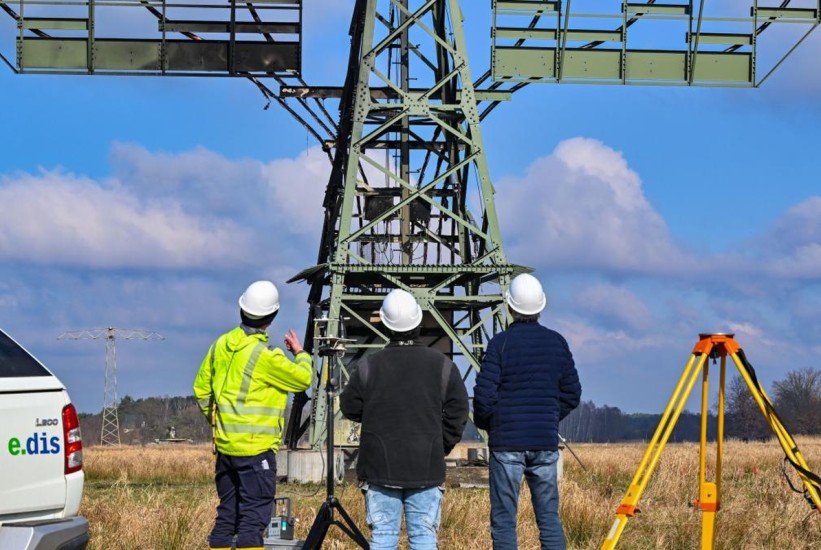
[0,169,252,268]
[726,321,763,340]
[496,137,821,287]
[111,142,330,238]
[0,143,336,270]
[554,318,666,364]
[261,147,331,237]
[764,243,821,279]
[497,137,690,275]
[0,138,817,414]
[749,197,821,279]
[109,143,268,218]
[574,283,653,333]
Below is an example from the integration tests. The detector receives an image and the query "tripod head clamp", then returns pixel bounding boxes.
[315,335,356,357]
[312,316,355,392]
[312,316,355,357]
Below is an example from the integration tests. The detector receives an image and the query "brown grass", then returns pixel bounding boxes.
[81,440,821,549]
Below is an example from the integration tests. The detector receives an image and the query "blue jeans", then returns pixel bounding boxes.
[489,450,565,550]
[364,484,444,549]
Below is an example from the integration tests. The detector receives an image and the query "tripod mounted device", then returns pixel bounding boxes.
[301,317,369,550]
[601,333,821,550]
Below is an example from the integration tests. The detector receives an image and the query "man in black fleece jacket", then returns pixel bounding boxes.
[340,289,469,550]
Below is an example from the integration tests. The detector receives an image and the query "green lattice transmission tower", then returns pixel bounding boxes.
[58,328,164,446]
[282,0,522,449]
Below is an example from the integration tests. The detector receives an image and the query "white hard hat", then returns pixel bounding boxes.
[379,289,423,333]
[238,281,280,317]
[505,273,546,315]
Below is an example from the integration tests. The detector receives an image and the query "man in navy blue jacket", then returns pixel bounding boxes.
[473,273,581,550]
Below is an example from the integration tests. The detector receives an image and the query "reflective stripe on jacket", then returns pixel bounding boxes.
[193,326,312,456]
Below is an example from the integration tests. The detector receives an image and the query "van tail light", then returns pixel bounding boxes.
[62,404,83,475]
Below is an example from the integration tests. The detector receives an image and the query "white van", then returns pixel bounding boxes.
[0,329,89,550]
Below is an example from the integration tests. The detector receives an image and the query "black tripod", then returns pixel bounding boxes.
[302,336,369,549]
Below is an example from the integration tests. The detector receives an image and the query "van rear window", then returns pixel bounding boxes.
[0,330,50,377]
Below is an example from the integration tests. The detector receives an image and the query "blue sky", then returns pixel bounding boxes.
[0,0,819,415]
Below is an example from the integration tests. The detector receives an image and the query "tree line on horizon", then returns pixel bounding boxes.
[77,367,821,446]
[560,367,821,442]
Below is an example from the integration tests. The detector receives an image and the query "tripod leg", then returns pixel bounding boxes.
[731,350,821,511]
[601,350,710,549]
[303,351,370,549]
[302,498,370,550]
[302,501,333,550]
[696,357,719,550]
[330,497,370,548]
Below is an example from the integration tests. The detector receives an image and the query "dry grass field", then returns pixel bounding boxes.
[81,439,821,549]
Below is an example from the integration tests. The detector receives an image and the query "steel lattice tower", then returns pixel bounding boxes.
[59,328,164,446]
[284,0,524,449]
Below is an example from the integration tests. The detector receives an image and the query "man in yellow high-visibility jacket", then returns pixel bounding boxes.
[194,280,312,550]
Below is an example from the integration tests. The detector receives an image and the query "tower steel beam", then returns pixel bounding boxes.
[4,0,302,76]
[491,0,820,86]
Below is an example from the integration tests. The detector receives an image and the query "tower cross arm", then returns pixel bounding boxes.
[58,327,165,341]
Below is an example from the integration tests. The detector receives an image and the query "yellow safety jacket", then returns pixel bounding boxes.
[193,326,312,456]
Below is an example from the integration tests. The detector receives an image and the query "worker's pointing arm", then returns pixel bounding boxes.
[260,329,312,393]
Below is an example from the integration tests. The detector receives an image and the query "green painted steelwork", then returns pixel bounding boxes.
[7,0,302,76]
[283,0,523,450]
[491,0,820,86]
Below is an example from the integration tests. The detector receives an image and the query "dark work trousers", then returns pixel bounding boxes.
[209,449,277,549]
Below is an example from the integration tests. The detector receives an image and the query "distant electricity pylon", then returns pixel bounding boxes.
[58,327,164,446]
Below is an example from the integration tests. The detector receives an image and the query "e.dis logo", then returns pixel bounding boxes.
[8,432,61,456]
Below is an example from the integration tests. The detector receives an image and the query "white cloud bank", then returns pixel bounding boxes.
[497,137,821,282]
[753,197,821,279]
[497,137,690,275]
[0,144,331,269]
[0,170,251,268]
[573,283,653,333]
[0,139,817,414]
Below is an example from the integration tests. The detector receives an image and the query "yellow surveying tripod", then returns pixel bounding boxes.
[601,333,821,549]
